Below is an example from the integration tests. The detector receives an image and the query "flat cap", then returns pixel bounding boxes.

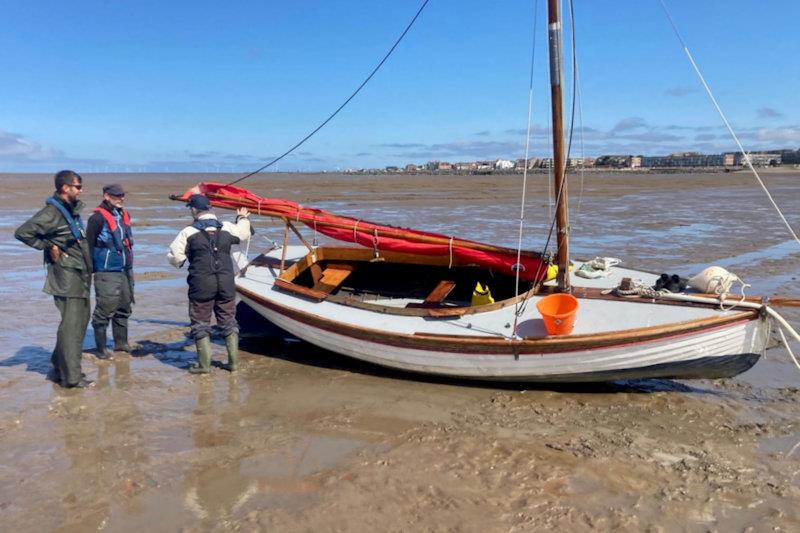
[102,183,125,196]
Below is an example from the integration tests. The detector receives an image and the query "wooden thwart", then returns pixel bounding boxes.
[312,262,355,294]
[425,280,456,304]
[406,280,456,309]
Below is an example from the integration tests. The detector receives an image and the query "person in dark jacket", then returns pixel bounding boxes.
[86,183,134,359]
[14,170,94,388]
[168,194,251,374]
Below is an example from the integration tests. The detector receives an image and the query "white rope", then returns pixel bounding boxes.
[512,0,541,338]
[353,219,360,243]
[658,0,800,246]
[776,326,800,372]
[448,236,454,269]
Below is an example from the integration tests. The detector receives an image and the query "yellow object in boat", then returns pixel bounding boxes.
[471,282,495,306]
[544,262,574,282]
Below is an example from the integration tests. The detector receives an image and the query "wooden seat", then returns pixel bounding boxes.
[424,280,456,304]
[406,280,456,308]
[311,263,355,294]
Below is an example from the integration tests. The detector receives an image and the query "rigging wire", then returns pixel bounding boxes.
[571,0,587,224]
[658,0,800,246]
[226,0,432,187]
[512,0,542,336]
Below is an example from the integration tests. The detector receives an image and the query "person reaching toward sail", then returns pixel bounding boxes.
[168,194,251,374]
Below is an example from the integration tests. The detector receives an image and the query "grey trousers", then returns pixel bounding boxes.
[189,298,238,340]
[92,271,133,343]
[53,296,90,386]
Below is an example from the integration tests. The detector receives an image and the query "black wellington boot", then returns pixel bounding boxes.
[112,322,131,352]
[93,326,113,360]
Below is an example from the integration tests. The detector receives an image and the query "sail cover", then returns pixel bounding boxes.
[177,182,550,282]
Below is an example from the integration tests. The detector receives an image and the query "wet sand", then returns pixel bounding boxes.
[1,171,799,531]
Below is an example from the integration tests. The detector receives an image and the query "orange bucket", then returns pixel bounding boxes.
[536,293,579,335]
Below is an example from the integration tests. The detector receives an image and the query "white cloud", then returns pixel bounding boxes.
[752,127,800,143]
[0,131,62,161]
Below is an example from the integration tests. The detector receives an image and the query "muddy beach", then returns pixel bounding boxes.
[1,171,799,531]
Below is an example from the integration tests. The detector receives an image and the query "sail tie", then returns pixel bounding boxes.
[448,236,454,269]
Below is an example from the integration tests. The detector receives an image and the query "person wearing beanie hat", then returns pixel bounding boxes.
[86,183,135,359]
[168,195,251,374]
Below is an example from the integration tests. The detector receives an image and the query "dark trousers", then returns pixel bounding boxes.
[53,296,90,386]
[92,271,133,345]
[189,298,237,340]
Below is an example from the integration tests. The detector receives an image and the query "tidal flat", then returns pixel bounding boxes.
[0,171,798,531]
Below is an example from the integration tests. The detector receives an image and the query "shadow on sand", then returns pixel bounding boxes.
[0,346,52,376]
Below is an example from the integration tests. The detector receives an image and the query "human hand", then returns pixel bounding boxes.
[49,244,68,262]
[237,207,250,218]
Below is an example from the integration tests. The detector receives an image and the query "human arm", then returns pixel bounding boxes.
[227,208,251,242]
[167,228,190,268]
[14,206,66,261]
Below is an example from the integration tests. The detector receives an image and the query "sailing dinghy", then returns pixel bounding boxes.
[171,0,798,382]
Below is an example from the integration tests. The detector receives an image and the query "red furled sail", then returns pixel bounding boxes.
[177,182,550,282]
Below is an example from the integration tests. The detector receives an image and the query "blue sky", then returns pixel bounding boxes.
[1,0,798,172]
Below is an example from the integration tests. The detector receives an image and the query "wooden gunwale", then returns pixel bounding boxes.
[236,284,759,355]
[261,246,770,317]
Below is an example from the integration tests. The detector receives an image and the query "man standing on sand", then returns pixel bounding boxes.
[14,170,94,388]
[168,194,251,374]
[86,183,134,359]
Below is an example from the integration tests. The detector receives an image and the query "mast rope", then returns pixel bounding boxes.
[512,0,541,335]
[658,0,800,246]
[226,0,432,186]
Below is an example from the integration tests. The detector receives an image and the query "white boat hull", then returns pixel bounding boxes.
[240,293,764,381]
[235,247,769,382]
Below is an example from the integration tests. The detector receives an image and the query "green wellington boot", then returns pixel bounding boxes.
[188,336,213,374]
[224,332,238,372]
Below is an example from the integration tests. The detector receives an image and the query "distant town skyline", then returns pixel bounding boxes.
[1,1,799,173]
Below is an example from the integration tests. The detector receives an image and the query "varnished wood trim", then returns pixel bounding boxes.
[237,284,759,355]
[273,279,328,301]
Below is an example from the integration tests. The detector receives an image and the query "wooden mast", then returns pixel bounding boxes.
[547,0,571,292]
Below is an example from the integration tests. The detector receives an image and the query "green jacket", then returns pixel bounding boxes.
[14,194,92,298]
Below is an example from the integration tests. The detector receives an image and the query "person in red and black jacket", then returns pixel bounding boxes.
[86,183,134,359]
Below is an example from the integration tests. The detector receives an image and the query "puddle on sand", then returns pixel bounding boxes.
[1,171,799,531]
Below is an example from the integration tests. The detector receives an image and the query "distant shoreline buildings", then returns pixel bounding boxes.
[358,148,800,175]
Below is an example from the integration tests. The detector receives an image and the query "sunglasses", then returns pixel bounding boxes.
[71,183,83,190]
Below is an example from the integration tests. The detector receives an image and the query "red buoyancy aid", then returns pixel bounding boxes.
[93,206,133,250]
